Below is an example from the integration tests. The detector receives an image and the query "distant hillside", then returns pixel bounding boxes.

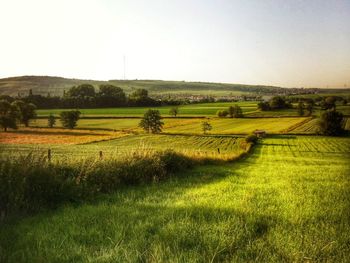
[0,75,348,98]
[0,76,283,97]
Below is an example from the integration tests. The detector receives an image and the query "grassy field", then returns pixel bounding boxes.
[1,136,349,262]
[29,116,309,134]
[36,102,258,117]
[0,134,246,161]
[164,117,308,134]
[0,128,127,145]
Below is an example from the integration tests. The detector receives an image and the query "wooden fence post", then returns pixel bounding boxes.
[99,151,103,159]
[48,149,51,161]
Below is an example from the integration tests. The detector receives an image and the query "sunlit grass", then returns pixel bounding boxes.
[1,136,349,262]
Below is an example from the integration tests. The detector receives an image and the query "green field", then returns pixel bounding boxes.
[36,102,258,117]
[164,117,308,134]
[0,134,246,161]
[29,117,309,134]
[1,136,349,262]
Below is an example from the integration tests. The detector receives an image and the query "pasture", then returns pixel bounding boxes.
[0,134,246,161]
[29,117,310,134]
[36,102,258,117]
[1,136,349,262]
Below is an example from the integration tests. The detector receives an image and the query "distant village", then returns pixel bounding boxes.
[152,87,319,103]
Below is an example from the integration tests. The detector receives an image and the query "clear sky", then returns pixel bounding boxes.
[0,0,349,88]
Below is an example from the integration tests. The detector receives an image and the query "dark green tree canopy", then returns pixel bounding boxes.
[0,100,19,131]
[60,110,81,129]
[269,96,288,109]
[130,89,148,100]
[297,101,305,116]
[319,110,344,136]
[67,84,96,98]
[12,100,37,127]
[48,113,56,128]
[97,85,126,107]
[139,109,164,133]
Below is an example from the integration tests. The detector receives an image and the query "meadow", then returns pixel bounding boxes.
[1,136,349,262]
[29,116,310,134]
[36,102,258,117]
[0,134,246,162]
[1,98,350,262]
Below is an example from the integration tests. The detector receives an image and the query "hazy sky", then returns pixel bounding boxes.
[1,0,349,88]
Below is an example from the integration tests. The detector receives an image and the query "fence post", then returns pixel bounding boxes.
[99,151,103,159]
[48,148,51,161]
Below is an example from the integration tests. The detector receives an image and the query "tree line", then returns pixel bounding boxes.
[0,98,83,131]
[0,84,183,109]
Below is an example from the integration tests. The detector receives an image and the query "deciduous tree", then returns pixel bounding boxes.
[139,109,164,133]
[60,110,81,129]
[0,100,19,131]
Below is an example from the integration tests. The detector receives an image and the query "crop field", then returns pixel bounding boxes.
[165,117,308,134]
[29,117,309,135]
[0,134,246,161]
[1,136,349,262]
[30,118,142,131]
[36,102,258,117]
[0,128,127,145]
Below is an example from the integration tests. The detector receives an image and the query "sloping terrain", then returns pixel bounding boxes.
[1,136,349,262]
[0,76,282,97]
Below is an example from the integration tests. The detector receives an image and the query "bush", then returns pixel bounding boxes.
[319,110,344,136]
[0,150,196,217]
[60,110,81,129]
[245,134,258,144]
[217,110,228,117]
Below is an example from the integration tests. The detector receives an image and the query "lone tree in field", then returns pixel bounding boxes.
[48,114,56,128]
[228,105,243,118]
[0,100,19,131]
[139,109,164,133]
[319,110,344,136]
[12,100,37,127]
[201,121,212,134]
[169,106,179,117]
[60,110,81,129]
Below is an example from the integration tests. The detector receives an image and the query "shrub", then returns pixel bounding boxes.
[319,110,344,136]
[245,134,258,144]
[217,110,228,117]
[48,113,56,128]
[0,150,197,217]
[60,110,81,129]
[201,121,212,134]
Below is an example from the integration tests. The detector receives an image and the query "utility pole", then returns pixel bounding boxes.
[123,55,126,80]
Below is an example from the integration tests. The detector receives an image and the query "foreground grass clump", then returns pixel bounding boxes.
[0,136,349,262]
[0,150,196,216]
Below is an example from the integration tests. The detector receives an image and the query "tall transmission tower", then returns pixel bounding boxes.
[123,55,126,80]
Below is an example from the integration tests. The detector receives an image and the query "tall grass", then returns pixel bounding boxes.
[0,143,252,218]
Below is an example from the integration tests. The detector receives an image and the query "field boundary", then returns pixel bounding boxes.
[282,116,315,133]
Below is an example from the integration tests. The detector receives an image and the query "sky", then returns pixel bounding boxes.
[0,0,349,88]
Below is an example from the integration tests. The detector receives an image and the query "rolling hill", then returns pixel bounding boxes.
[0,75,283,97]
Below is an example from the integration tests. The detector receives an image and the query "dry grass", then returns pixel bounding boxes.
[0,128,128,145]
